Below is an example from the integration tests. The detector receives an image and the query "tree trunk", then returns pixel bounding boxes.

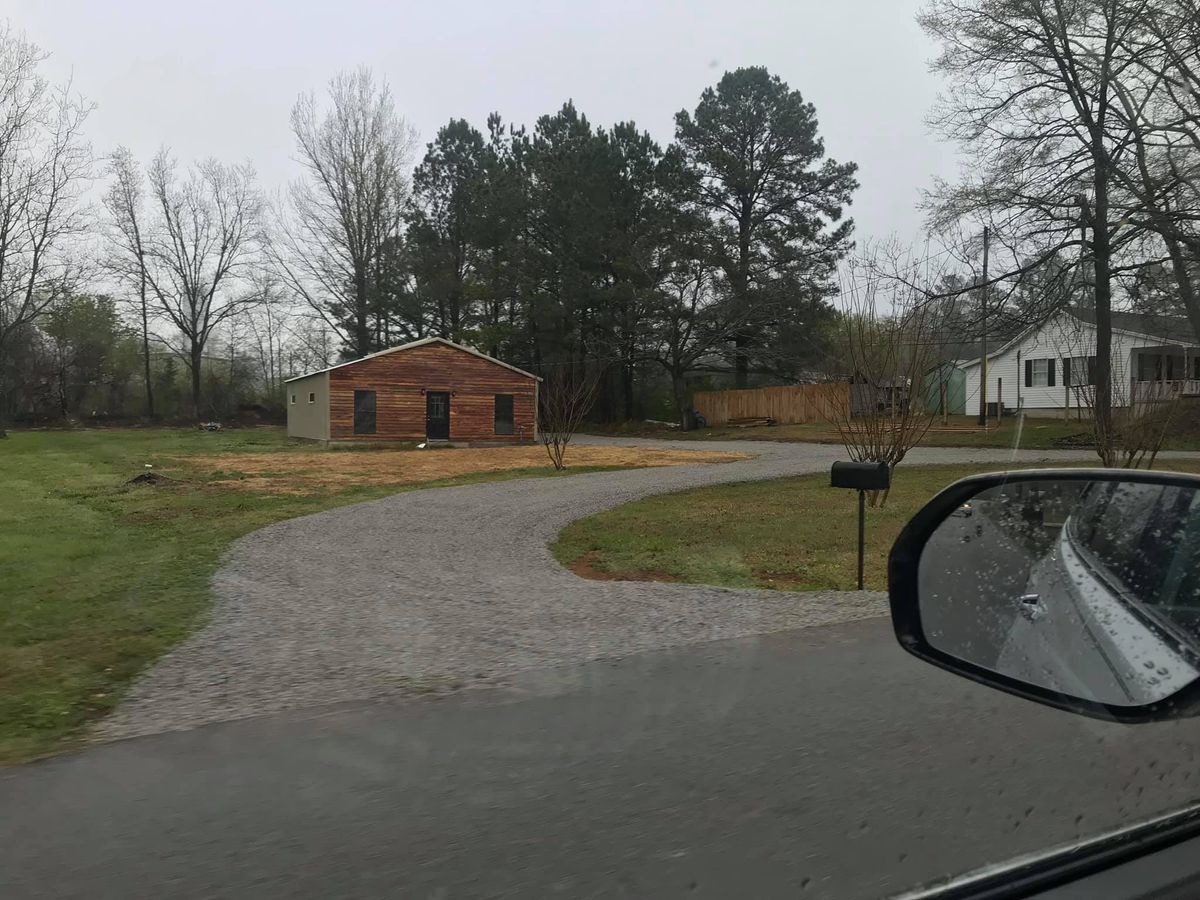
[190,342,204,421]
[0,336,11,433]
[622,362,635,421]
[1166,237,1200,343]
[672,372,691,430]
[734,334,749,388]
[140,260,154,419]
[1092,173,1115,466]
[354,268,371,356]
[733,212,752,388]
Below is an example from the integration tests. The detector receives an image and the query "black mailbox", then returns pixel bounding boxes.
[831,461,890,491]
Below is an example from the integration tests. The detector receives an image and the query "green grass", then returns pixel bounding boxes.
[552,460,1200,595]
[587,415,1200,451]
[0,427,625,763]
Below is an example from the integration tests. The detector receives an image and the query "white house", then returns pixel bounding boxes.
[953,309,1200,417]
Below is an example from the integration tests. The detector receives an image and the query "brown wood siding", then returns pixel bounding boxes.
[692,384,850,425]
[328,343,537,441]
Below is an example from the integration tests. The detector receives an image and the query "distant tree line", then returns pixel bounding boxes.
[277,67,857,424]
[18,0,1200,440]
[0,21,858,428]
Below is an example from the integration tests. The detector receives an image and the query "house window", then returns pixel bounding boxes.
[308,392,316,404]
[290,393,296,405]
[1026,357,1055,388]
[353,390,376,435]
[1064,356,1096,386]
[1137,352,1182,382]
[494,394,514,435]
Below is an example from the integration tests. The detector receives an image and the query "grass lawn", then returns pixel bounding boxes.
[0,427,740,763]
[552,459,1200,595]
[588,415,1200,451]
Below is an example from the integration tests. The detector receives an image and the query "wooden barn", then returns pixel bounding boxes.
[285,337,539,443]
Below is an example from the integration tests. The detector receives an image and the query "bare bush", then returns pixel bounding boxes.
[1075,376,1182,469]
[538,368,599,471]
[829,254,954,505]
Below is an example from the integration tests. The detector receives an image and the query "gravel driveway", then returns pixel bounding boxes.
[97,438,1105,740]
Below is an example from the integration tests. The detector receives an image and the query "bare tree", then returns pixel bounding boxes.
[102,146,154,417]
[829,252,954,506]
[239,273,293,404]
[0,26,93,425]
[282,316,338,377]
[273,68,417,359]
[539,367,599,470]
[1108,0,1200,337]
[143,150,263,418]
[920,0,1161,454]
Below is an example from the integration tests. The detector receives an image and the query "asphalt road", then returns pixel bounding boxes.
[5,618,1200,900]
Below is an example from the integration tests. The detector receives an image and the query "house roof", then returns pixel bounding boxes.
[956,329,1032,369]
[940,340,985,363]
[1068,308,1196,344]
[284,336,540,383]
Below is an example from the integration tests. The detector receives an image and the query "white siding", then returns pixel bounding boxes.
[961,313,1144,414]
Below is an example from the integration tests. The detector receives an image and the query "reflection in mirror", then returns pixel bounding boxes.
[918,478,1200,708]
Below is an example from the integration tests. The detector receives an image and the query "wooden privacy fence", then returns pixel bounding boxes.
[693,384,849,426]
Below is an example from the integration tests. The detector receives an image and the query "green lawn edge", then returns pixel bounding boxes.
[551,460,1200,595]
[0,428,622,764]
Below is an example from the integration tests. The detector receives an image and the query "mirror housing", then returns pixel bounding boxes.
[888,469,1200,723]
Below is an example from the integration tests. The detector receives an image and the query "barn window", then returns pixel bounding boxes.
[353,390,377,435]
[308,392,316,403]
[494,394,514,435]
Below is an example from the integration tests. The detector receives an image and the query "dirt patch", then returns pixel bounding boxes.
[1051,432,1097,449]
[568,550,682,584]
[125,471,180,487]
[179,445,749,495]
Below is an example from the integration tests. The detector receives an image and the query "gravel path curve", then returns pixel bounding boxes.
[96,438,1115,740]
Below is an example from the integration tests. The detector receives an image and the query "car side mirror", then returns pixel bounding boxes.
[888,469,1200,722]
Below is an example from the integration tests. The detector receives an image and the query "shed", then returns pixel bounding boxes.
[285,337,539,443]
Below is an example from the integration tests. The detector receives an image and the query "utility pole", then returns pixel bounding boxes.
[978,226,990,427]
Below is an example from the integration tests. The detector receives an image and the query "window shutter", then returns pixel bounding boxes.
[1062,357,1071,387]
[1048,359,1056,387]
[1088,356,1097,386]
[1025,359,1033,387]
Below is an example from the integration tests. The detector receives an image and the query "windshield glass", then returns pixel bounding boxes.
[3,1,1200,898]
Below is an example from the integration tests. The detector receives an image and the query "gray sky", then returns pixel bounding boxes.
[11,0,956,245]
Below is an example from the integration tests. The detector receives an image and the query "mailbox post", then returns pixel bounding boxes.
[830,461,891,590]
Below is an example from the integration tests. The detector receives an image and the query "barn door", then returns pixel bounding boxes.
[426,391,450,440]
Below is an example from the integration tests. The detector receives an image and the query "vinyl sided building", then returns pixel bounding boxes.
[949,310,1200,417]
[285,337,539,443]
